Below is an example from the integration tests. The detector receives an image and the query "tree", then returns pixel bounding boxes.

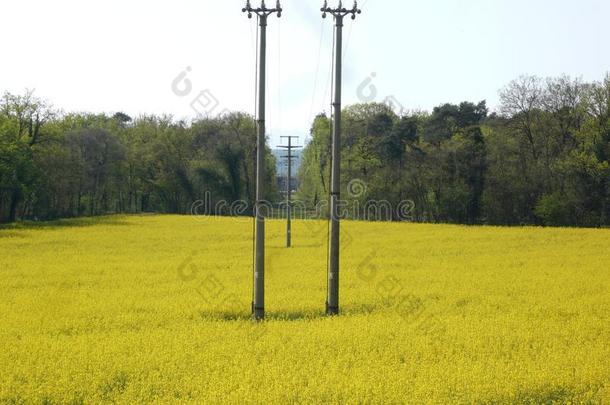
[297,114,331,209]
[4,73,610,228]
[0,91,54,222]
[500,76,544,160]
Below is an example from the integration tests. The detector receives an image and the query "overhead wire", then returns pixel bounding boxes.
[343,21,353,61]
[277,17,282,138]
[325,22,336,305]
[251,14,259,307]
[308,20,326,133]
[343,0,370,81]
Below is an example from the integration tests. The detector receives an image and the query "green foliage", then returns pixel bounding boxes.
[296,114,331,208]
[0,92,276,222]
[3,73,610,227]
[296,74,610,227]
[535,193,572,227]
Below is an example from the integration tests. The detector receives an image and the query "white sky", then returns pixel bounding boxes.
[2,0,609,145]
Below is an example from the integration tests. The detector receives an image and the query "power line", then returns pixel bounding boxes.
[277,18,282,135]
[308,20,326,128]
[251,14,259,311]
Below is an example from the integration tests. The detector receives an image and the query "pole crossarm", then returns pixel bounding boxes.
[278,136,302,149]
[321,0,361,20]
[243,0,283,18]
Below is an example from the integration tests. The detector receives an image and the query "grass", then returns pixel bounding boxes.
[0,215,609,403]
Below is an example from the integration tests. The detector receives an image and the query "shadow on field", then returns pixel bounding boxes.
[0,231,26,239]
[0,216,131,233]
[198,310,251,321]
[266,310,324,321]
[199,310,322,322]
[198,304,381,323]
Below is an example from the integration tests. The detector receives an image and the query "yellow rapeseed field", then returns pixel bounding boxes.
[1,215,609,404]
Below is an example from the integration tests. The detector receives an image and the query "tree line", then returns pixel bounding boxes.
[2,73,609,227]
[298,74,610,227]
[0,92,277,223]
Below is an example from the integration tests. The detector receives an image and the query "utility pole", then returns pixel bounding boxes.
[321,1,361,316]
[277,136,302,248]
[243,0,282,321]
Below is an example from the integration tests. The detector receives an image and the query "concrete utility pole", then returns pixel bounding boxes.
[277,136,302,248]
[321,0,361,316]
[243,0,282,321]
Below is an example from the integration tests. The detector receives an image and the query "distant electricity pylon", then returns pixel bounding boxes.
[322,1,361,316]
[277,136,302,248]
[242,0,282,321]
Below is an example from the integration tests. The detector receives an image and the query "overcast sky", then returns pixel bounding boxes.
[2,0,609,144]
